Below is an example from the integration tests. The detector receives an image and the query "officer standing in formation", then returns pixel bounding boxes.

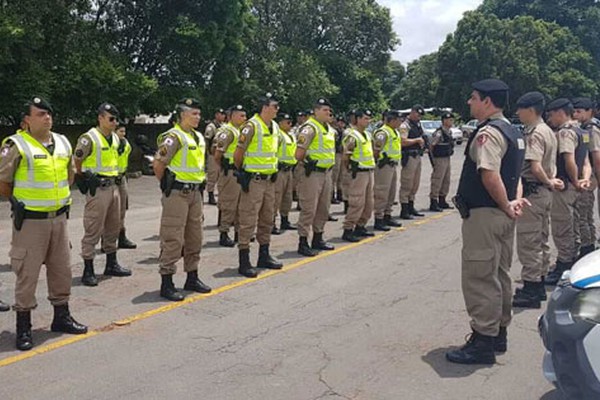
[153,98,212,301]
[512,92,560,309]
[75,103,131,287]
[399,105,426,219]
[0,97,87,351]
[447,79,528,365]
[114,122,137,249]
[214,105,247,247]
[234,93,283,278]
[341,110,358,214]
[331,116,346,204]
[295,98,337,256]
[428,112,455,211]
[204,108,226,205]
[372,110,403,231]
[272,113,297,235]
[342,109,376,242]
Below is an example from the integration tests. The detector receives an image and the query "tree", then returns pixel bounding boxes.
[390,53,438,109]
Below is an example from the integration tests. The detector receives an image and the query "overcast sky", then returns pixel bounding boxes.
[379,0,483,65]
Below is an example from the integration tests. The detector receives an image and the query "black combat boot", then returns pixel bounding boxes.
[342,229,361,243]
[429,198,443,212]
[118,229,137,249]
[579,244,596,259]
[234,231,239,243]
[271,225,282,235]
[336,190,343,203]
[184,271,212,293]
[104,252,132,277]
[512,281,541,309]
[298,237,319,257]
[400,203,414,220]
[374,218,391,231]
[293,190,299,202]
[81,259,98,287]
[439,196,453,209]
[160,274,185,301]
[384,214,402,227]
[239,249,259,278]
[208,192,217,205]
[354,225,375,237]
[257,244,283,269]
[312,232,334,251]
[0,299,10,312]
[409,201,424,217]
[545,260,572,285]
[331,192,340,205]
[539,276,548,301]
[280,216,296,230]
[16,311,33,351]
[446,330,496,365]
[343,200,349,214]
[51,304,88,334]
[494,326,507,354]
[219,232,235,247]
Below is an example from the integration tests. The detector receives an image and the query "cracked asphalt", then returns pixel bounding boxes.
[0,152,561,400]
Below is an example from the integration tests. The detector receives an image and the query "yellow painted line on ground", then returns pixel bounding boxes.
[0,210,453,368]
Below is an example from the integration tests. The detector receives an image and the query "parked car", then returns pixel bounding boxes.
[421,120,463,145]
[460,119,478,138]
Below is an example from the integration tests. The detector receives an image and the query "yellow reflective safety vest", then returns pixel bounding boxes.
[4,130,72,212]
[117,138,132,174]
[81,128,119,177]
[375,124,402,161]
[345,128,376,169]
[278,129,297,166]
[222,123,240,166]
[243,115,278,175]
[158,123,206,184]
[301,117,335,169]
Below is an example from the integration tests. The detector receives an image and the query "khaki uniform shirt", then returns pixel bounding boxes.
[521,118,557,181]
[154,131,182,165]
[468,112,509,173]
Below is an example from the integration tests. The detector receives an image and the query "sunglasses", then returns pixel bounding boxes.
[109,116,117,122]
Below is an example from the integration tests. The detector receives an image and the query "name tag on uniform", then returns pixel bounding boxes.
[101,147,109,151]
[34,154,48,159]
[583,133,590,143]
[189,146,197,150]
[517,138,525,149]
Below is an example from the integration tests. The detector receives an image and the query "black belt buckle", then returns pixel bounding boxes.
[99,178,113,188]
[182,184,191,194]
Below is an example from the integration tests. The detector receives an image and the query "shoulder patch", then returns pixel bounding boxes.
[1,145,11,157]
[80,138,89,146]
[298,135,307,145]
[476,133,489,146]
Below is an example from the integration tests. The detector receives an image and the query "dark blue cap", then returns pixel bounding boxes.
[472,79,509,93]
[516,92,545,109]
[546,98,572,112]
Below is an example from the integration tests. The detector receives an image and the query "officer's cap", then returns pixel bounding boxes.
[355,109,373,118]
[411,104,425,115]
[314,98,332,108]
[230,104,245,113]
[215,108,225,114]
[296,111,306,117]
[176,98,202,110]
[24,96,53,114]
[441,111,453,120]
[98,102,120,117]
[572,97,594,110]
[346,109,357,117]
[516,92,545,109]
[336,115,346,122]
[258,92,279,106]
[277,112,292,122]
[385,109,402,119]
[546,98,572,112]
[472,79,509,94]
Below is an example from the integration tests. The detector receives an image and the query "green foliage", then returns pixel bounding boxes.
[390,53,439,109]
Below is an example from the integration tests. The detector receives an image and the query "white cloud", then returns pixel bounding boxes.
[379,0,483,65]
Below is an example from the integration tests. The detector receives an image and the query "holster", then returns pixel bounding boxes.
[235,170,251,193]
[522,179,541,198]
[350,161,359,179]
[221,157,231,176]
[304,158,317,177]
[160,169,176,198]
[377,153,390,169]
[452,195,470,219]
[401,156,409,168]
[9,197,25,231]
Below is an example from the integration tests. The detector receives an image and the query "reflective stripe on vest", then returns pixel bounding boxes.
[222,123,239,165]
[278,129,297,165]
[303,117,335,168]
[7,131,72,211]
[161,124,206,183]
[243,115,278,174]
[81,128,119,176]
[117,138,132,174]
[376,125,402,161]
[347,129,375,169]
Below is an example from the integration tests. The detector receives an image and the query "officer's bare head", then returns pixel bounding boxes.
[384,110,402,129]
[214,108,226,123]
[313,98,333,124]
[354,109,373,130]
[277,113,293,132]
[516,92,546,126]
[546,99,573,128]
[572,98,595,124]
[22,97,53,135]
[409,105,425,122]
[229,105,247,127]
[257,93,279,121]
[116,123,126,139]
[175,98,202,130]
[468,79,509,121]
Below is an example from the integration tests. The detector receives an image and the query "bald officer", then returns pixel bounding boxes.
[75,103,131,287]
[446,79,527,365]
[399,105,426,219]
[513,92,561,309]
[0,97,87,351]
[205,108,226,205]
[153,98,212,301]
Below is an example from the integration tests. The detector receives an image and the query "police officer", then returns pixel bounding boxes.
[573,97,598,258]
[295,98,337,256]
[0,97,87,350]
[291,111,308,207]
[342,109,376,242]
[429,112,455,211]
[153,98,212,301]
[75,103,131,287]
[372,110,403,231]
[341,110,358,214]
[446,79,527,365]
[205,108,226,205]
[513,92,561,309]
[113,122,136,249]
[399,105,426,219]
[214,105,247,247]
[272,113,297,235]
[331,116,346,204]
[546,98,592,285]
[234,93,283,278]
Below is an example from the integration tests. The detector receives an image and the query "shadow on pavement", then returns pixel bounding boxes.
[276,251,301,260]
[137,257,160,265]
[213,268,240,279]
[143,235,160,241]
[540,389,562,399]
[131,290,166,304]
[0,329,62,353]
[421,346,494,378]
[70,275,112,288]
[203,240,223,249]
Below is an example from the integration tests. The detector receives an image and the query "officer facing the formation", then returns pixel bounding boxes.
[545,98,592,285]
[295,98,337,256]
[447,79,528,365]
[153,98,212,301]
[429,112,455,211]
[399,105,426,219]
[372,109,403,231]
[331,116,346,204]
[272,113,297,235]
[214,105,247,247]
[234,93,283,278]
[113,122,136,249]
[513,92,561,309]
[75,103,132,287]
[204,108,226,205]
[342,109,376,242]
[573,97,599,258]
[0,97,87,351]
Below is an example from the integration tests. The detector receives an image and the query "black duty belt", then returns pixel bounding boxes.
[97,176,117,187]
[314,166,331,173]
[402,149,421,157]
[24,206,69,220]
[172,181,206,192]
[250,173,273,180]
[278,163,295,172]
[356,168,374,173]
